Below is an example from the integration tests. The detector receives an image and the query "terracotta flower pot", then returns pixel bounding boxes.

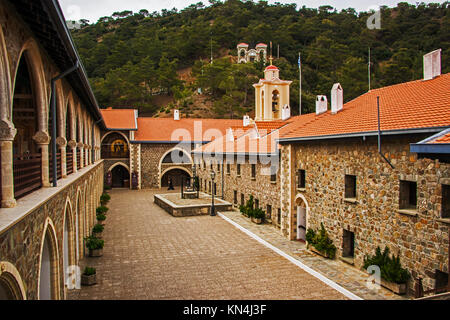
[89,248,103,257]
[81,274,97,286]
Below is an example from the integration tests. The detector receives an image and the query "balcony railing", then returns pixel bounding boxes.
[49,152,62,183]
[66,149,73,175]
[76,151,81,170]
[13,153,42,199]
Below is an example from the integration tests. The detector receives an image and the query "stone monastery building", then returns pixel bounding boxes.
[0,0,449,300]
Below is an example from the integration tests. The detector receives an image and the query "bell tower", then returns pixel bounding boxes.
[253,65,292,121]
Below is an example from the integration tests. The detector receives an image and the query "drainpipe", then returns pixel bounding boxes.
[377,96,394,169]
[50,62,79,187]
[221,162,224,200]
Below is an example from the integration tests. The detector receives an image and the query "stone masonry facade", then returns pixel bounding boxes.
[0,161,104,299]
[280,134,450,294]
[196,156,282,225]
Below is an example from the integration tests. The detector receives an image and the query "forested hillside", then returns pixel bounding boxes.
[70,0,450,118]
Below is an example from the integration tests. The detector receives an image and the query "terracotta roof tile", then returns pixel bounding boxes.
[134,118,242,142]
[100,108,137,130]
[280,73,450,141]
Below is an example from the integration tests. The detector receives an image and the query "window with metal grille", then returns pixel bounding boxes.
[345,175,356,199]
[442,184,450,218]
[297,169,306,189]
[399,180,417,210]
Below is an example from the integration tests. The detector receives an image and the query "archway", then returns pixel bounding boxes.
[38,220,60,300]
[76,189,83,260]
[110,163,130,188]
[295,195,309,241]
[161,168,191,188]
[101,132,129,159]
[63,200,76,290]
[0,262,26,300]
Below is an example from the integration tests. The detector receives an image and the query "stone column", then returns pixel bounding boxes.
[57,137,67,178]
[68,140,77,173]
[33,131,50,187]
[77,142,84,168]
[0,121,17,208]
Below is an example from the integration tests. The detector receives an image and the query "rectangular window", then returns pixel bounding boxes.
[217,163,220,172]
[255,198,259,209]
[342,229,355,258]
[227,163,230,174]
[267,205,272,220]
[345,175,357,199]
[270,166,277,183]
[241,193,245,206]
[210,162,213,170]
[237,164,241,176]
[297,169,306,189]
[442,184,450,219]
[251,164,256,179]
[399,180,417,210]
[234,190,237,204]
[277,209,281,225]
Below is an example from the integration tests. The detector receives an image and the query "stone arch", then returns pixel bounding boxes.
[0,25,12,122]
[159,147,193,167]
[160,166,192,188]
[13,38,48,132]
[101,131,130,145]
[62,197,76,290]
[295,193,310,242]
[83,181,89,238]
[108,162,130,188]
[75,188,84,260]
[0,261,27,300]
[38,218,60,300]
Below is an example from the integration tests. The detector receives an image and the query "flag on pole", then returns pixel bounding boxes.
[298,55,301,69]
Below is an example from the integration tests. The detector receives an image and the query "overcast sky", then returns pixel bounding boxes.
[60,0,443,23]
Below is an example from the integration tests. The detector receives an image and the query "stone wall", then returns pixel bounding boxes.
[140,143,193,189]
[283,134,450,294]
[196,155,282,225]
[0,161,104,300]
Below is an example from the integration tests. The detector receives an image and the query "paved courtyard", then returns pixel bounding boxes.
[68,189,349,300]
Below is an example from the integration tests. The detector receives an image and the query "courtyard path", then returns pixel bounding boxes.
[68,189,349,300]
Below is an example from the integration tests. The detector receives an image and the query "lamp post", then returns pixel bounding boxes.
[210,170,216,216]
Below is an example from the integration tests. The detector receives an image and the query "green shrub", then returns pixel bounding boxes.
[253,208,266,220]
[104,185,111,191]
[307,223,336,259]
[239,195,254,217]
[92,224,104,234]
[363,246,410,284]
[96,206,109,214]
[83,266,96,276]
[100,193,111,205]
[96,213,106,221]
[85,236,104,250]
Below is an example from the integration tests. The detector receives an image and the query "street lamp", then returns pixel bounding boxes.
[210,170,216,216]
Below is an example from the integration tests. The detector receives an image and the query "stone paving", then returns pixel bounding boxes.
[68,189,348,300]
[219,211,408,300]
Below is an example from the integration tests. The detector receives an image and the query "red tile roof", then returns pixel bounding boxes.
[256,43,267,47]
[100,108,137,130]
[265,65,279,71]
[133,118,242,142]
[431,132,450,143]
[280,73,450,141]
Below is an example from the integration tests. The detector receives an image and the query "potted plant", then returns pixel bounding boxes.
[239,196,254,218]
[96,213,106,225]
[86,236,104,257]
[252,208,265,224]
[92,224,104,239]
[81,267,97,286]
[96,206,109,215]
[363,246,410,295]
[100,193,111,206]
[305,223,336,259]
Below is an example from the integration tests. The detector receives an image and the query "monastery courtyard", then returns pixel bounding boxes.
[68,189,402,300]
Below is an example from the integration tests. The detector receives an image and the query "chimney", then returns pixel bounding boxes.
[331,83,343,114]
[243,115,250,127]
[423,49,441,80]
[174,109,180,121]
[315,95,328,115]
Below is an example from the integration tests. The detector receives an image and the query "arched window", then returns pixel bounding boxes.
[101,133,129,159]
[162,149,191,164]
[12,55,42,199]
[272,90,279,112]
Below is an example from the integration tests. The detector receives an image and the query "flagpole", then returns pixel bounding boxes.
[368,47,371,91]
[299,52,302,115]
